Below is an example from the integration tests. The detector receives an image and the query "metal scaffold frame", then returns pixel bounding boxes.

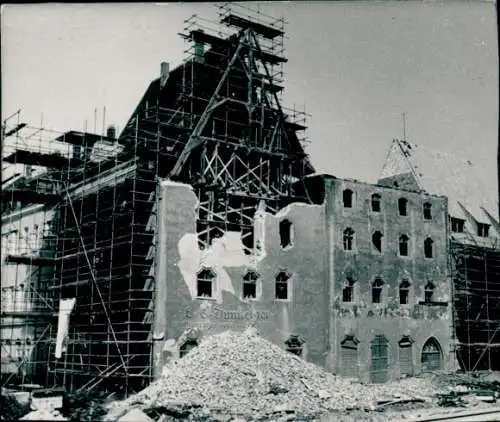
[2,4,314,395]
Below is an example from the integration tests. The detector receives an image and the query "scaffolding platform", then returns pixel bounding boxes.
[4,254,56,266]
[221,14,284,39]
[3,149,82,169]
[2,188,60,205]
[53,130,115,146]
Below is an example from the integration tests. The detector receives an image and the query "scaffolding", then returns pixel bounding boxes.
[1,3,314,395]
[450,231,500,372]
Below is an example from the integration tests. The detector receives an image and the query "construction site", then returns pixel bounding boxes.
[1,3,500,422]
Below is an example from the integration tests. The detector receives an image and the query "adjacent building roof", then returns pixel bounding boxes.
[379,139,499,247]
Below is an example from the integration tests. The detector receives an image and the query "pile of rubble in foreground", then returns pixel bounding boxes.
[106,329,436,421]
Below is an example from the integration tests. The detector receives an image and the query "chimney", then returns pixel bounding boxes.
[106,125,116,140]
[160,62,170,89]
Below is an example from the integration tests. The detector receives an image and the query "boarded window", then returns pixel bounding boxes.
[371,335,389,383]
[197,268,215,298]
[399,336,414,376]
[398,198,408,216]
[372,278,384,304]
[343,228,354,251]
[424,238,433,258]
[180,339,198,358]
[421,338,442,371]
[275,271,290,300]
[399,235,409,256]
[279,219,293,248]
[343,189,353,208]
[423,202,432,220]
[242,271,258,299]
[399,279,410,305]
[371,194,381,212]
[340,336,359,378]
[372,231,383,253]
[342,278,355,303]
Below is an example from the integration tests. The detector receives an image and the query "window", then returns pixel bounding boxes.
[342,278,356,303]
[196,268,216,298]
[371,335,389,383]
[340,335,359,378]
[242,271,258,299]
[399,336,414,376]
[423,202,432,220]
[398,198,408,216]
[477,223,490,238]
[279,219,293,248]
[343,189,353,208]
[285,334,305,357]
[399,280,410,305]
[343,228,355,251]
[450,217,465,233]
[424,238,434,258]
[372,278,384,304]
[179,339,198,358]
[424,281,435,303]
[372,231,383,253]
[421,338,443,371]
[371,194,381,212]
[399,235,409,256]
[275,271,290,300]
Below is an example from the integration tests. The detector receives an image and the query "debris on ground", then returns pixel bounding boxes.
[105,329,438,421]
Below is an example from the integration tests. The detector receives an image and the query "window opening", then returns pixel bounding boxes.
[399,234,409,256]
[398,336,414,376]
[450,218,465,233]
[343,189,353,208]
[424,281,435,303]
[398,198,408,216]
[424,238,433,258]
[343,228,354,251]
[180,339,198,358]
[284,334,305,356]
[197,268,215,298]
[342,277,355,303]
[371,335,389,383]
[421,338,442,371]
[372,278,384,304]
[371,194,381,212]
[340,335,359,378]
[477,223,490,238]
[275,271,290,300]
[279,219,293,248]
[423,202,432,220]
[242,271,258,299]
[399,279,410,305]
[372,231,383,253]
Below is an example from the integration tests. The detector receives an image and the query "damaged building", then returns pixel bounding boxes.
[0,5,493,394]
[379,139,500,371]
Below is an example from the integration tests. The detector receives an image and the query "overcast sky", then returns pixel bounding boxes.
[1,1,498,191]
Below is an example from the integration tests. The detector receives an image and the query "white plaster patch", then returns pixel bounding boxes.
[177,231,264,303]
[160,179,194,189]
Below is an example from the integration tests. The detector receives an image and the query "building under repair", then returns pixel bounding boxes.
[0,5,498,395]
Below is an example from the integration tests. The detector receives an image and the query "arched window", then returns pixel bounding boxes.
[371,335,389,383]
[424,281,435,303]
[340,335,359,378]
[398,198,408,216]
[342,277,356,303]
[399,234,409,256]
[180,339,198,358]
[398,336,414,376]
[279,219,293,249]
[421,338,443,371]
[242,271,259,299]
[423,202,432,220]
[371,194,381,212]
[343,228,355,251]
[424,238,433,258]
[275,271,290,300]
[399,279,410,305]
[372,278,384,304]
[197,268,216,298]
[372,231,383,253]
[343,189,353,208]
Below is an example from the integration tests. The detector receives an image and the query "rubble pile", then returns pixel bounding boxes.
[106,329,437,421]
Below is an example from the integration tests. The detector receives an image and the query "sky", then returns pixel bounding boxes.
[1,1,498,192]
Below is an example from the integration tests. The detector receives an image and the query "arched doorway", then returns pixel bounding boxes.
[398,336,414,376]
[371,335,389,383]
[421,337,443,371]
[340,335,359,378]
